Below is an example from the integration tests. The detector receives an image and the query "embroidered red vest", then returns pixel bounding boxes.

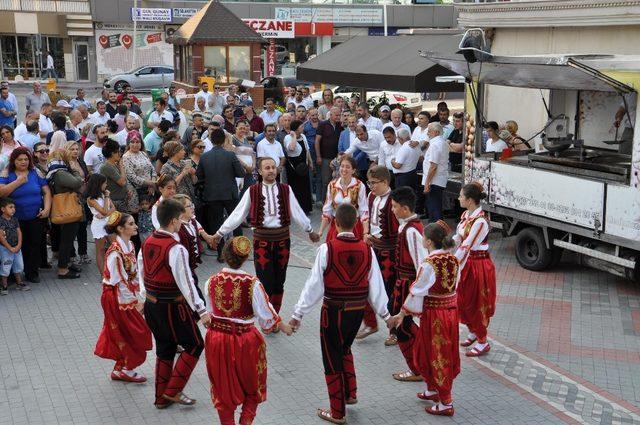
[248,182,292,228]
[208,271,255,320]
[424,253,459,296]
[367,192,399,242]
[329,179,361,211]
[103,241,138,293]
[178,219,203,270]
[323,235,372,301]
[142,231,180,297]
[395,218,424,279]
[462,211,489,245]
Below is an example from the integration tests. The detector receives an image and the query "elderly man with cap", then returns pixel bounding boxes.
[241,100,264,134]
[56,99,72,116]
[378,105,392,126]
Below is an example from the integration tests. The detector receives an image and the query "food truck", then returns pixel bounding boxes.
[425,45,640,281]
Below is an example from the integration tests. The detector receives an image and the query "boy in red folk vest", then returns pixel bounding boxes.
[390,186,427,382]
[212,157,320,315]
[289,204,392,424]
[138,199,212,409]
[388,221,461,416]
[358,166,399,346]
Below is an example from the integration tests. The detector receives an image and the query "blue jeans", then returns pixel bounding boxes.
[425,185,444,223]
[43,68,58,82]
[0,246,24,277]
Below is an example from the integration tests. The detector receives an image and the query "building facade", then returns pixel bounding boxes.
[0,0,95,82]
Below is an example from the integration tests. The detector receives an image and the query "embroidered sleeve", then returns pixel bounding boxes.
[402,262,436,315]
[367,248,390,320]
[322,183,335,219]
[406,227,427,271]
[358,183,369,221]
[252,279,282,331]
[169,244,207,316]
[454,218,489,269]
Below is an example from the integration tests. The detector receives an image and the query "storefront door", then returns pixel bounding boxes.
[74,42,89,81]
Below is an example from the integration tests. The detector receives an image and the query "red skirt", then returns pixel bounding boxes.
[94,285,152,369]
[205,326,268,410]
[414,306,460,396]
[326,218,364,242]
[457,252,497,327]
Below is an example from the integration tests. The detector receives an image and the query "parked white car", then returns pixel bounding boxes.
[103,65,174,93]
[311,85,423,108]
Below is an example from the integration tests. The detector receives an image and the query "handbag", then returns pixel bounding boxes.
[51,192,83,224]
[290,160,309,176]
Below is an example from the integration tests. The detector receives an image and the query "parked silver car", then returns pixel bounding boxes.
[103,65,174,93]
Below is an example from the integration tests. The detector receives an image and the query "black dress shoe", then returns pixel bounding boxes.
[58,271,80,279]
[26,274,41,283]
[69,264,82,273]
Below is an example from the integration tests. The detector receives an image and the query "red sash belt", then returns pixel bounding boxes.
[323,297,367,312]
[253,226,290,242]
[423,294,457,309]
[209,318,253,334]
[469,250,490,259]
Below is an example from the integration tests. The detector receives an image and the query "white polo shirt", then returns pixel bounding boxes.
[257,138,286,164]
[422,135,448,188]
[412,125,430,147]
[394,142,422,174]
[259,109,282,125]
[148,110,174,126]
[358,115,383,132]
[378,140,400,171]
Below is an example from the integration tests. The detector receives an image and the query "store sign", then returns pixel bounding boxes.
[242,19,294,39]
[173,8,198,19]
[131,8,172,23]
[266,39,277,77]
[275,7,383,24]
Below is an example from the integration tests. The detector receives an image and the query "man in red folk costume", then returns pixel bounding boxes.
[388,221,461,416]
[390,186,427,382]
[454,182,497,357]
[289,203,392,424]
[204,236,292,425]
[212,157,320,315]
[95,211,151,383]
[138,199,213,409]
[358,165,399,345]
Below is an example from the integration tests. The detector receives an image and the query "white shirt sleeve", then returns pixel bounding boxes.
[401,263,435,315]
[251,280,282,331]
[395,144,408,165]
[344,139,357,156]
[377,143,386,166]
[454,219,489,269]
[292,244,328,321]
[289,188,313,232]
[137,250,146,300]
[168,244,207,316]
[216,189,251,236]
[104,251,125,286]
[151,204,159,230]
[406,226,427,271]
[358,182,369,221]
[322,183,335,219]
[367,248,390,320]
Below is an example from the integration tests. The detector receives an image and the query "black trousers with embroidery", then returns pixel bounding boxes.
[253,237,290,312]
[320,302,364,420]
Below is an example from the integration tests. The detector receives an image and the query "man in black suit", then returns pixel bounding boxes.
[196,128,245,259]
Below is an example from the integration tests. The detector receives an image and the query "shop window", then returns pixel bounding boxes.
[204,46,227,83]
[228,46,250,81]
[17,36,36,79]
[0,36,19,79]
[45,37,65,79]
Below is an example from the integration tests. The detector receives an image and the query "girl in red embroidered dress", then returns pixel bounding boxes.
[389,221,461,416]
[204,236,292,425]
[318,156,369,241]
[94,212,152,383]
[454,182,496,357]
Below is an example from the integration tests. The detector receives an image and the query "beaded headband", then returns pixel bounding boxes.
[436,219,452,234]
[231,236,252,257]
[106,211,122,227]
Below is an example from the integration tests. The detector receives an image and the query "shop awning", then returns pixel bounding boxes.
[423,53,636,93]
[297,34,464,93]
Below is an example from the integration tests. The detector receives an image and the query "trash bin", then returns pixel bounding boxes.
[150,88,164,103]
[199,76,216,89]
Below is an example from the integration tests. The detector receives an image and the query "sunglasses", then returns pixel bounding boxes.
[36,149,49,154]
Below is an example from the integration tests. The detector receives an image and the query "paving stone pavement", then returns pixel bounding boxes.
[1,210,639,424]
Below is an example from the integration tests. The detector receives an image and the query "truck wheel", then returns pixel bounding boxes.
[515,227,553,271]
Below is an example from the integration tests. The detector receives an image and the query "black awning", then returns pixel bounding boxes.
[423,53,635,93]
[297,34,464,93]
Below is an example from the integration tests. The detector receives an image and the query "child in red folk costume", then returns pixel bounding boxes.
[138,199,213,409]
[454,182,496,357]
[173,194,215,299]
[388,221,461,416]
[212,157,319,315]
[95,211,152,383]
[318,156,369,242]
[290,204,391,424]
[390,186,427,382]
[358,166,399,345]
[204,236,293,425]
